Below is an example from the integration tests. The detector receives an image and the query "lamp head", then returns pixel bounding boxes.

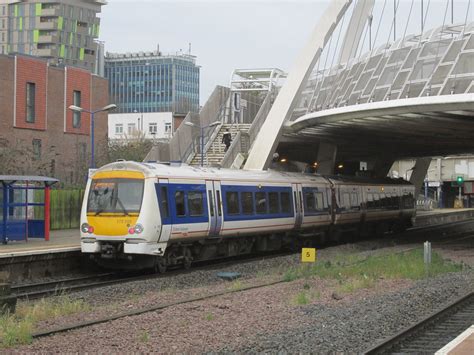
[68,105,83,112]
[102,104,117,112]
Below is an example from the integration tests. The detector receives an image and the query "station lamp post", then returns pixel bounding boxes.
[68,104,117,169]
[184,121,221,166]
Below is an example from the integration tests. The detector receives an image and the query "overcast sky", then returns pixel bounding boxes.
[100,0,473,104]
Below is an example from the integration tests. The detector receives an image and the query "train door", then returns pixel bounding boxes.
[156,179,172,242]
[292,183,303,229]
[206,180,223,237]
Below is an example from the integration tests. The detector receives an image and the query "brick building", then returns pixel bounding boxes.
[0,54,109,185]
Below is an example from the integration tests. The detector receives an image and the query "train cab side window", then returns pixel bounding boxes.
[188,191,204,216]
[269,192,279,214]
[160,186,169,218]
[256,192,267,214]
[241,192,254,215]
[280,192,291,213]
[226,191,239,215]
[175,191,185,216]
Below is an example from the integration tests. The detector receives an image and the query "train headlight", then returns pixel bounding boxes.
[81,223,90,233]
[134,224,144,234]
[81,223,94,234]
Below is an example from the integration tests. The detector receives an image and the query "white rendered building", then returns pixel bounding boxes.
[108,112,173,141]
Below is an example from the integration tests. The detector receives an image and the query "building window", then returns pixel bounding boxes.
[148,122,157,134]
[32,139,41,160]
[115,123,123,134]
[26,82,35,123]
[72,90,81,128]
[165,122,171,133]
[127,123,135,134]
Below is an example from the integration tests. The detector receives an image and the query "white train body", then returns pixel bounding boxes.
[80,161,415,270]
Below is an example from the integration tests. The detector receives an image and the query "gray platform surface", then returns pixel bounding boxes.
[0,229,80,258]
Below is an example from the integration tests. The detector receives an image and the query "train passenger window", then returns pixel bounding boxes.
[269,192,279,214]
[160,186,169,218]
[315,192,324,210]
[208,191,214,217]
[256,192,267,214]
[188,191,204,216]
[281,192,291,213]
[351,192,358,207]
[342,193,351,209]
[241,192,254,215]
[175,191,185,216]
[305,192,316,212]
[226,191,239,215]
[367,193,374,209]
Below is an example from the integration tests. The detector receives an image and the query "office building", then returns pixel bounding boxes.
[105,49,200,115]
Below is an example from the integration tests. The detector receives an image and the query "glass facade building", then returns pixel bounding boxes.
[105,51,200,114]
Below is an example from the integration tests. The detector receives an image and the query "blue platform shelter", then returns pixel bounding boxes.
[0,176,58,244]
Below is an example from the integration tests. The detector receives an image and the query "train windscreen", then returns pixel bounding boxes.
[87,178,144,215]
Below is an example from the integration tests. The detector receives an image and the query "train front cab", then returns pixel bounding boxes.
[81,170,166,261]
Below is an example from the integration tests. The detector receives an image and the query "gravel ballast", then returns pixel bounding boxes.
[8,236,474,353]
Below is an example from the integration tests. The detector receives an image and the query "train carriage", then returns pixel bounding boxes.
[80,161,415,271]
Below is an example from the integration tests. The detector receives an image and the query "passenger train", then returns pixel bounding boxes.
[80,161,415,271]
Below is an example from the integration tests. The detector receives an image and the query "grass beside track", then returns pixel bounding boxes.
[0,249,466,348]
[284,248,464,296]
[0,295,88,347]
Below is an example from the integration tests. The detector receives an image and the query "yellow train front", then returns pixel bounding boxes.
[80,162,166,269]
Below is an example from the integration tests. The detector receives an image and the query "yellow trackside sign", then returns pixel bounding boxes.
[302,248,316,263]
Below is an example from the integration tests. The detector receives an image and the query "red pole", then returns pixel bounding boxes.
[44,186,50,241]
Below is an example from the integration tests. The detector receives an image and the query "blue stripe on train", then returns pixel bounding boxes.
[155,182,298,225]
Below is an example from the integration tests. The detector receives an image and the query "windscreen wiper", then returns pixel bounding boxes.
[115,197,129,216]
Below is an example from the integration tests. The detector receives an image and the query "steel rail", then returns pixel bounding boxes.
[364,291,474,354]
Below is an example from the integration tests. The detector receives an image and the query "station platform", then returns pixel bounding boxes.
[0,230,81,281]
[0,229,80,258]
[414,208,474,227]
[436,325,474,354]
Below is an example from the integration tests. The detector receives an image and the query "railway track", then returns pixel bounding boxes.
[10,250,292,300]
[364,291,474,354]
[10,220,474,300]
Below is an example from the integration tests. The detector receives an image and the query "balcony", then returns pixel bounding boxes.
[37,21,57,30]
[37,34,59,44]
[40,8,60,16]
[35,47,57,57]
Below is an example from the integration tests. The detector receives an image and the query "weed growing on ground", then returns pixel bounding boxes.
[292,291,309,305]
[229,279,243,291]
[284,249,462,295]
[205,312,214,321]
[139,331,150,343]
[0,295,89,348]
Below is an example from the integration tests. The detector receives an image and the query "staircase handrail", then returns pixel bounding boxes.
[221,131,244,168]
[247,91,273,150]
[169,86,229,163]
